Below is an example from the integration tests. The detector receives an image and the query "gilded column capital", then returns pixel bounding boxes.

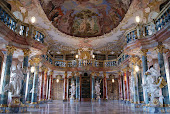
[50,70,54,75]
[96,72,100,77]
[122,68,127,72]
[71,72,75,76]
[140,49,148,56]
[118,72,122,75]
[130,57,139,64]
[76,72,79,76]
[22,49,31,57]
[6,45,16,55]
[29,59,34,66]
[155,45,164,53]
[65,71,67,76]
[136,59,142,66]
[33,57,41,65]
[91,72,95,76]
[44,68,48,73]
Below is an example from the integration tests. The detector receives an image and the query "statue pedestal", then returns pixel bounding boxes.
[143,106,170,113]
[6,96,27,113]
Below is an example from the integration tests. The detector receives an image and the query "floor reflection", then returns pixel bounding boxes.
[27,100,145,114]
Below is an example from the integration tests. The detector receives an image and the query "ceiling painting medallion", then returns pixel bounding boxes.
[39,0,132,38]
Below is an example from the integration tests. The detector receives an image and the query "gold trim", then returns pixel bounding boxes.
[0,104,7,107]
[22,49,31,57]
[26,101,31,104]
[30,102,37,104]
[6,45,16,55]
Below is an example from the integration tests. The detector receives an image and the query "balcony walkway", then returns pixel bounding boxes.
[27,100,147,114]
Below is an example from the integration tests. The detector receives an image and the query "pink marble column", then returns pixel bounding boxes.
[48,71,53,100]
[63,72,67,101]
[39,70,44,102]
[123,72,127,101]
[43,68,48,101]
[103,72,107,100]
[126,70,131,102]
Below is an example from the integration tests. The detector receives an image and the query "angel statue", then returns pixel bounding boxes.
[143,64,166,106]
[95,80,101,100]
[5,63,24,96]
[69,81,76,99]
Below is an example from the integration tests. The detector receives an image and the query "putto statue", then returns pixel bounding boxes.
[5,63,24,96]
[69,81,76,99]
[143,64,166,106]
[95,80,101,100]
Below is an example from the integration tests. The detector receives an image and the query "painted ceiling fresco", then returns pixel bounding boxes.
[39,0,132,38]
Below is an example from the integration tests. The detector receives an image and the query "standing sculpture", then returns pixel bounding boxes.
[143,65,166,106]
[95,80,101,100]
[5,63,24,96]
[69,81,76,99]
[4,62,25,112]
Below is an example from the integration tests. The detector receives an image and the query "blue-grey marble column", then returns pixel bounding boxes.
[157,45,170,105]
[91,73,95,101]
[137,69,144,103]
[20,49,31,104]
[0,46,16,107]
[31,57,40,104]
[141,49,149,104]
[131,58,140,104]
[76,73,80,101]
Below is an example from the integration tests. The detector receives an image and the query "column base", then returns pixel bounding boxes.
[143,106,170,113]
[29,102,39,108]
[0,107,27,113]
[63,99,67,102]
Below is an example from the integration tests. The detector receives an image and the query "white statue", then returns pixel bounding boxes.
[5,63,24,96]
[69,81,76,99]
[143,65,164,106]
[95,80,101,100]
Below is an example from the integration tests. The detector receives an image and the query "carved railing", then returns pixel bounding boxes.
[125,1,170,44]
[42,54,121,68]
[0,1,45,43]
[117,53,130,65]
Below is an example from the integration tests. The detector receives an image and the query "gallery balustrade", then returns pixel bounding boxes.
[42,53,129,68]
[0,1,45,43]
[125,2,169,44]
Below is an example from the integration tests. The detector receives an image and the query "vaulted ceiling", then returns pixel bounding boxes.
[7,0,160,55]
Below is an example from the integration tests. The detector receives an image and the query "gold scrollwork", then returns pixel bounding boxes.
[22,49,31,57]
[6,46,16,55]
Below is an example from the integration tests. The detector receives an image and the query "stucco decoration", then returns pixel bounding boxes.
[39,0,132,38]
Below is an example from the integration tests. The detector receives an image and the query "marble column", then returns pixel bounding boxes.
[126,68,131,102]
[63,71,67,101]
[71,72,75,99]
[0,46,16,107]
[31,57,41,104]
[20,49,31,104]
[26,60,34,103]
[103,72,107,100]
[131,57,140,104]
[91,72,95,101]
[48,71,53,101]
[118,72,123,100]
[43,68,48,101]
[123,69,127,101]
[39,67,45,103]
[140,49,149,104]
[156,45,170,106]
[76,72,80,101]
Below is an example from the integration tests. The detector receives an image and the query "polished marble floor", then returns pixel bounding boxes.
[25,100,151,114]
